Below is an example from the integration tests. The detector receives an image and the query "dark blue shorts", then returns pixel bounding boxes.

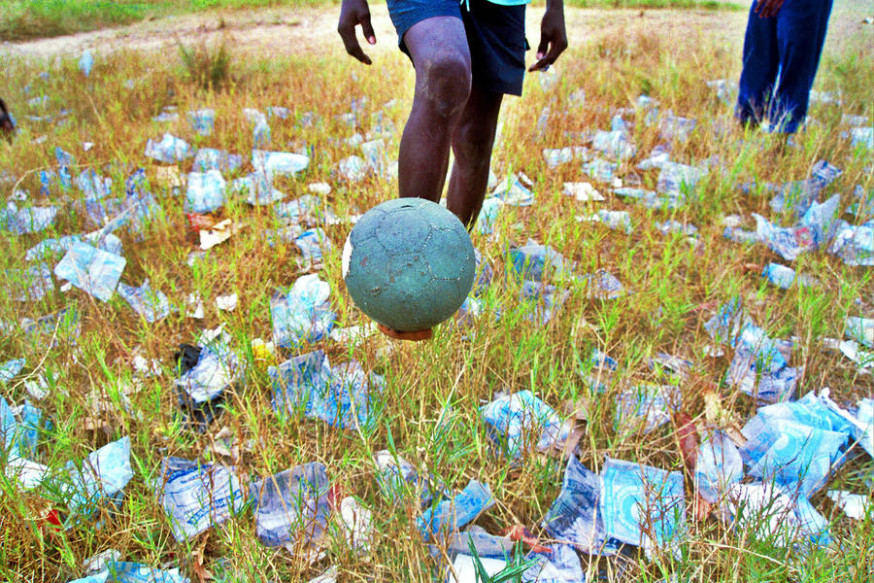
[387,0,528,96]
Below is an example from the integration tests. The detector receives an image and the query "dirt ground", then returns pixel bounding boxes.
[1,1,870,66]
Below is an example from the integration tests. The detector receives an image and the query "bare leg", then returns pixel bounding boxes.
[397,17,472,204]
[447,84,504,228]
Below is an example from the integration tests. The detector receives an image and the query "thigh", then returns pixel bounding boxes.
[387,0,462,54]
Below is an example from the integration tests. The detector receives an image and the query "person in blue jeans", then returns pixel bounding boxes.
[735,0,834,134]
[338,0,566,340]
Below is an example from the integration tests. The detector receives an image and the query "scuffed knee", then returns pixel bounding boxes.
[415,51,472,119]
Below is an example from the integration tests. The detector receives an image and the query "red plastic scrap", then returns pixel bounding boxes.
[500,524,552,554]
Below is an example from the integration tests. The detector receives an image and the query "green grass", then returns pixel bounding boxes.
[564,0,744,10]
[0,8,873,583]
[0,0,335,42]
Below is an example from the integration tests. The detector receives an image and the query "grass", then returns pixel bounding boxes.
[0,0,335,42]
[0,6,873,583]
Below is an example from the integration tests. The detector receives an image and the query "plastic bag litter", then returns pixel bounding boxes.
[185,170,227,213]
[480,391,570,459]
[741,416,847,499]
[657,220,698,238]
[54,242,126,302]
[338,155,367,182]
[509,241,573,282]
[591,130,636,160]
[270,350,383,431]
[599,457,686,551]
[0,359,25,384]
[175,342,241,405]
[541,455,622,555]
[145,134,193,163]
[614,384,677,436]
[252,149,309,176]
[581,159,617,184]
[250,462,330,547]
[755,194,841,261]
[8,263,54,302]
[477,197,503,235]
[193,148,243,173]
[117,280,171,323]
[659,110,697,142]
[543,147,574,168]
[374,450,445,507]
[79,50,94,76]
[850,127,873,150]
[769,160,841,217]
[563,182,604,202]
[270,274,336,348]
[845,317,874,348]
[63,437,133,515]
[580,270,625,300]
[829,220,874,266]
[418,479,495,541]
[187,109,215,136]
[492,174,534,206]
[722,482,830,546]
[158,456,245,541]
[656,161,702,196]
[69,561,190,583]
[695,431,743,503]
[637,144,672,171]
[295,228,332,265]
[827,490,871,520]
[361,138,388,174]
[520,281,568,325]
[1,202,59,235]
[230,170,282,206]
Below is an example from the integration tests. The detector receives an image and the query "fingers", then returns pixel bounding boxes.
[528,36,568,72]
[337,12,375,65]
[377,324,433,342]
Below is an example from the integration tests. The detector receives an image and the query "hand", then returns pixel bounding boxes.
[529,1,568,72]
[754,0,785,19]
[377,323,433,342]
[338,0,376,65]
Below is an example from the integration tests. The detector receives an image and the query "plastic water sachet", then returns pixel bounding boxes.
[599,457,686,550]
[158,456,245,541]
[187,109,215,136]
[193,148,243,173]
[418,479,495,541]
[185,170,227,213]
[250,462,330,547]
[54,242,126,302]
[542,455,622,555]
[480,390,569,459]
[252,149,309,176]
[145,133,193,164]
[509,241,573,282]
[117,280,171,323]
[695,431,743,503]
[270,274,335,348]
[63,437,134,515]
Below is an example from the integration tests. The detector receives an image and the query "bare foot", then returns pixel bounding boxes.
[377,323,433,341]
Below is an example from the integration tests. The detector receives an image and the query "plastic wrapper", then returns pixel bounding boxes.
[144,133,193,163]
[252,149,309,176]
[193,148,243,173]
[845,316,874,348]
[0,202,58,235]
[829,220,874,266]
[185,170,227,213]
[187,109,215,136]
[54,242,126,302]
[9,263,54,302]
[614,384,677,436]
[418,479,495,541]
[270,274,335,348]
[722,482,830,546]
[492,174,534,206]
[581,159,617,184]
[374,450,445,507]
[63,437,134,515]
[542,455,622,555]
[117,280,171,323]
[599,457,686,550]
[158,456,245,541]
[656,161,702,196]
[510,241,573,282]
[295,228,332,265]
[480,390,569,459]
[79,50,94,76]
[695,431,743,503]
[250,462,330,547]
[270,350,383,431]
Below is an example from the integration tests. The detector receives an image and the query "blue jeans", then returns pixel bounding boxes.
[735,0,834,134]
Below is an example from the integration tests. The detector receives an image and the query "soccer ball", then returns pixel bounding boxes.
[342,198,476,332]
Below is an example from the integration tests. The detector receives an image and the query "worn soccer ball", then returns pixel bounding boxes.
[342,198,476,332]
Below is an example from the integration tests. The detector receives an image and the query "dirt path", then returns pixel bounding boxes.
[0,2,869,64]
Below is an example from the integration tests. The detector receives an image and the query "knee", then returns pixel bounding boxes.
[415,51,472,119]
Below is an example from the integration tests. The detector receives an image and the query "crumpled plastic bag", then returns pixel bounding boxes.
[418,479,495,541]
[145,133,193,163]
[270,274,335,348]
[250,462,330,547]
[54,241,126,302]
[480,390,569,459]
